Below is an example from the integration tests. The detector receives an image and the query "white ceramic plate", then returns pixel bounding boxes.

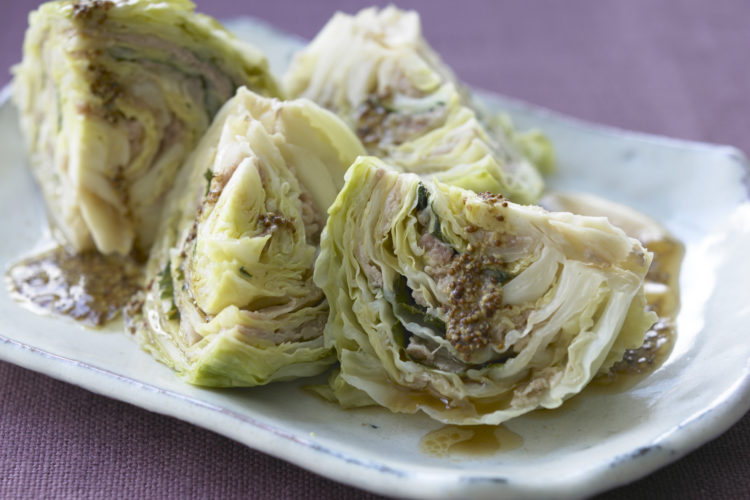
[1,18,749,499]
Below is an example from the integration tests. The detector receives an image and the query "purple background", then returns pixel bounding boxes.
[2,1,748,498]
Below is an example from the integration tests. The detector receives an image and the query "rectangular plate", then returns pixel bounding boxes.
[1,17,749,499]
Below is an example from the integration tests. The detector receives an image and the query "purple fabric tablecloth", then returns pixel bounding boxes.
[2,1,748,498]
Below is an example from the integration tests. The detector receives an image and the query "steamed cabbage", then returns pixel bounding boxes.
[13,0,279,256]
[314,158,657,424]
[126,87,365,386]
[284,6,552,203]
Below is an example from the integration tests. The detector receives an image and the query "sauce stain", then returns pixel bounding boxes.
[536,192,685,407]
[420,424,522,458]
[6,246,142,327]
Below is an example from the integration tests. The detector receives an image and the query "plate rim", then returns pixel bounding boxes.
[4,326,748,499]
[2,57,750,498]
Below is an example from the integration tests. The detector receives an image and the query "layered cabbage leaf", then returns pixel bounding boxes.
[126,87,365,386]
[284,6,552,203]
[314,158,657,424]
[13,0,279,256]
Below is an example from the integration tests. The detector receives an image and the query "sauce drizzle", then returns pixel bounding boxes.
[420,424,522,458]
[541,191,684,387]
[7,246,142,327]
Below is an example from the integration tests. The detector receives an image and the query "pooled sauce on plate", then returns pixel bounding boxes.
[420,424,522,458]
[7,246,142,327]
[420,193,685,442]
[540,191,684,387]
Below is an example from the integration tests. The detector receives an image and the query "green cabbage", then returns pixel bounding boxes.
[13,0,279,256]
[127,87,365,386]
[284,6,552,203]
[314,158,656,424]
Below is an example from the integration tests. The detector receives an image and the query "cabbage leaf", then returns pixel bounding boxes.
[127,87,365,386]
[284,6,552,203]
[314,158,656,424]
[13,0,279,255]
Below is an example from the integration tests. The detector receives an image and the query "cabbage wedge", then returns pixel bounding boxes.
[126,88,365,386]
[284,6,552,203]
[13,0,279,256]
[314,158,657,424]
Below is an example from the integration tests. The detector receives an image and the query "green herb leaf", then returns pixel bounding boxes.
[431,214,444,242]
[484,268,514,284]
[415,183,452,247]
[158,262,174,300]
[368,95,397,114]
[426,101,446,113]
[238,266,252,279]
[166,304,180,321]
[158,263,180,321]
[203,168,214,196]
[416,183,429,212]
[391,275,446,338]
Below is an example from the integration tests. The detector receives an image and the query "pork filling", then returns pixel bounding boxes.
[392,184,530,372]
